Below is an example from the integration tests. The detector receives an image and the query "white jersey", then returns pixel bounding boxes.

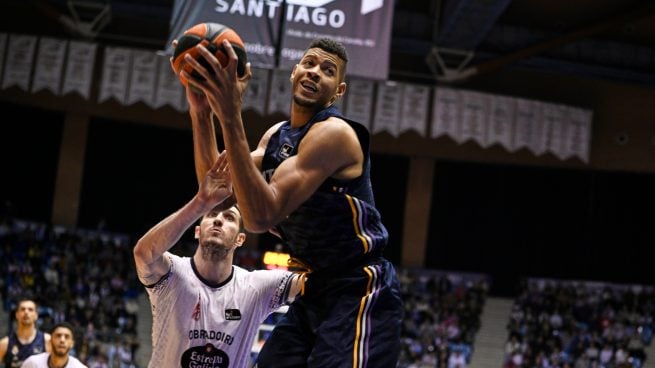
[21,352,87,368]
[145,254,293,368]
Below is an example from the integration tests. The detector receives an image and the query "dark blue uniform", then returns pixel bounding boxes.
[4,331,46,368]
[257,106,403,368]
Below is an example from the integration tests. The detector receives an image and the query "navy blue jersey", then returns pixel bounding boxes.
[261,105,388,271]
[4,330,46,368]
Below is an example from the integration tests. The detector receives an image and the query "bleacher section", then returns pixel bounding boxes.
[505,278,654,368]
[0,218,141,366]
[398,268,490,368]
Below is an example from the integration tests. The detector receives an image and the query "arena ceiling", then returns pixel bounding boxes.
[2,0,655,87]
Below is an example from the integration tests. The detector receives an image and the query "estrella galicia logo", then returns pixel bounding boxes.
[225,309,242,321]
[181,343,229,368]
[279,143,294,159]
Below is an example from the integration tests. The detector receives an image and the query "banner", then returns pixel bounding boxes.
[98,46,131,104]
[399,83,429,137]
[267,69,292,115]
[243,67,270,115]
[343,78,374,130]
[32,37,67,95]
[168,0,395,79]
[61,41,97,99]
[459,90,489,147]
[127,49,158,107]
[154,54,186,112]
[372,81,402,136]
[431,86,460,141]
[277,0,394,80]
[2,34,37,91]
[567,107,592,163]
[488,95,514,151]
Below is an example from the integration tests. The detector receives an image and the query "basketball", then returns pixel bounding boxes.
[172,22,248,87]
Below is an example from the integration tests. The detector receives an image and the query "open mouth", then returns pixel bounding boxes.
[300,81,317,93]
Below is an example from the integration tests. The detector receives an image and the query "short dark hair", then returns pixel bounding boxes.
[307,38,348,80]
[308,38,348,62]
[50,322,75,337]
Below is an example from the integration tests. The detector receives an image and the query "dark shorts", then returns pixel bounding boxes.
[256,259,403,368]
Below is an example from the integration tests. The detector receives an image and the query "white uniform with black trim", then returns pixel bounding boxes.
[21,352,88,368]
[145,253,293,368]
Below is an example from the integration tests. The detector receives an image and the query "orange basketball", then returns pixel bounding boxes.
[172,22,247,87]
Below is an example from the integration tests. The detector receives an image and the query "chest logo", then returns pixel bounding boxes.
[225,309,241,321]
[279,143,294,159]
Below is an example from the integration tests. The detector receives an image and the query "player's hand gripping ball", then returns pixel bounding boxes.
[172,22,247,87]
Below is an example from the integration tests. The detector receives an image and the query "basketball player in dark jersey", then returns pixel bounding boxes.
[180,37,403,367]
[0,299,51,368]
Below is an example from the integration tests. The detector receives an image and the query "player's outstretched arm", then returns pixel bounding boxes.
[133,153,232,285]
[169,38,220,184]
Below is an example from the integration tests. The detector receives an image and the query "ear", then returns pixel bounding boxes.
[194,226,200,239]
[290,64,297,82]
[336,81,346,99]
[329,82,347,105]
[235,232,246,248]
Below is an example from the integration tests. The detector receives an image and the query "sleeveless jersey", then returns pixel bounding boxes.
[261,105,388,271]
[144,254,294,368]
[21,352,87,368]
[4,330,46,368]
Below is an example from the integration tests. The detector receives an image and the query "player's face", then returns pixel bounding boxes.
[15,301,38,327]
[50,327,74,357]
[291,48,346,109]
[197,207,244,257]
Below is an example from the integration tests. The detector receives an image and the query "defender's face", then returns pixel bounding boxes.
[197,207,243,251]
[291,48,346,109]
[15,301,38,327]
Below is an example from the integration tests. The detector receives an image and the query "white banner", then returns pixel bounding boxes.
[267,69,292,116]
[488,95,515,151]
[2,34,37,91]
[127,49,158,107]
[153,54,186,111]
[543,103,568,160]
[512,98,536,152]
[243,67,270,115]
[98,46,132,104]
[460,90,489,147]
[61,41,97,99]
[399,83,429,137]
[527,101,547,156]
[32,37,68,95]
[567,107,593,163]
[344,78,374,130]
[431,86,460,141]
[372,81,402,136]
[0,33,6,82]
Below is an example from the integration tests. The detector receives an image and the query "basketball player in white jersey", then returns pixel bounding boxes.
[133,153,301,367]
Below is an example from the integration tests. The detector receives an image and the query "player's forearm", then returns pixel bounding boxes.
[134,195,208,265]
[190,108,219,183]
[220,118,280,232]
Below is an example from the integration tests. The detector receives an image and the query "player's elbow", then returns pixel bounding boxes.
[133,239,152,263]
